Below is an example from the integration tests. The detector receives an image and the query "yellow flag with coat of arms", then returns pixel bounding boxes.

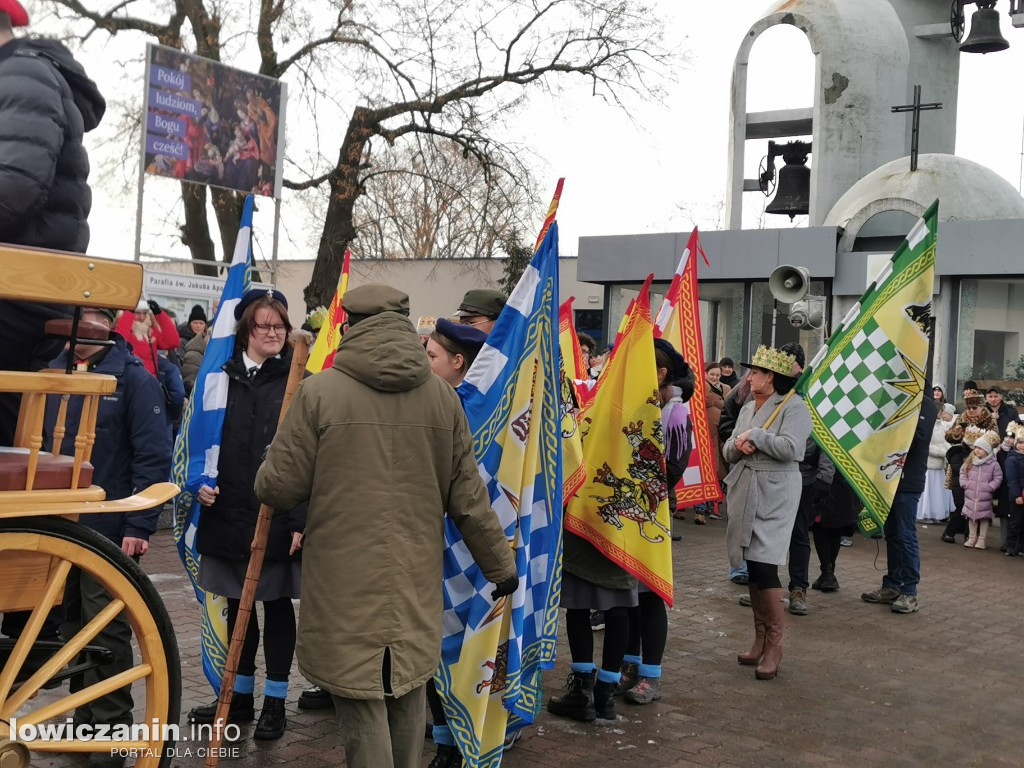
[565,274,673,605]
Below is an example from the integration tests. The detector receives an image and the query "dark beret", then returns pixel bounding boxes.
[342,284,410,317]
[456,288,507,319]
[653,338,688,382]
[434,317,487,354]
[234,288,288,321]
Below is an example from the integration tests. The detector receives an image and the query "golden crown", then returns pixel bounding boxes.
[963,424,986,445]
[749,345,798,377]
[980,430,1002,449]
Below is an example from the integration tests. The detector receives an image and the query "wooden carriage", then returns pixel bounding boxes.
[0,246,181,768]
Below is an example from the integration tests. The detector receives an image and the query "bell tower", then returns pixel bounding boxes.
[725,0,962,230]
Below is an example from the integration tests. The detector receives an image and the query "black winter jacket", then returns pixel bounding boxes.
[0,38,105,252]
[195,347,306,562]
[44,336,171,542]
[897,397,937,495]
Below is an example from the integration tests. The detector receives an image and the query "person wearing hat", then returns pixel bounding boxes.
[941,419,982,544]
[426,317,486,388]
[610,339,694,708]
[1002,421,1024,557]
[986,386,1018,437]
[114,297,181,378]
[917,403,957,524]
[174,303,208,366]
[719,357,739,388]
[254,283,517,768]
[722,345,811,680]
[455,288,507,334]
[415,315,437,346]
[0,0,107,444]
[959,430,1004,549]
[38,307,169,766]
[187,288,305,741]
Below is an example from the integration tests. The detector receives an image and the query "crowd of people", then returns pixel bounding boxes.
[930,382,1024,555]
[3,4,1024,767]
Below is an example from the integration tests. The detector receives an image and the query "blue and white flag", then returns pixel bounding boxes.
[436,222,562,767]
[171,196,253,690]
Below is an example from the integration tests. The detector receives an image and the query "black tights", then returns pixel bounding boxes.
[226,596,295,682]
[746,560,781,590]
[812,527,844,574]
[565,607,629,672]
[625,592,667,666]
[426,680,446,725]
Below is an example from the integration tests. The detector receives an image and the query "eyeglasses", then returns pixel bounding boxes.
[254,322,286,335]
[459,317,492,327]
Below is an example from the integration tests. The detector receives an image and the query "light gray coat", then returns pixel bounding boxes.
[723,391,813,568]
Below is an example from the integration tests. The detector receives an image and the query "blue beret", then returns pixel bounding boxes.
[235,288,288,321]
[434,317,487,354]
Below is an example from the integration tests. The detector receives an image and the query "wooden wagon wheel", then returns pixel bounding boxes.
[0,516,180,768]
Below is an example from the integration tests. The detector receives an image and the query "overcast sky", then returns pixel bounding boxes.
[35,0,1024,265]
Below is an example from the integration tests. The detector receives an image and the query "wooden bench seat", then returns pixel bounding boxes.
[0,452,93,491]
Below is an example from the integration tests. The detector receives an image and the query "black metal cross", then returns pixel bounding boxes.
[891,85,943,171]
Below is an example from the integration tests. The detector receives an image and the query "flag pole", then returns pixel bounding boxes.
[204,331,311,768]
[760,389,796,431]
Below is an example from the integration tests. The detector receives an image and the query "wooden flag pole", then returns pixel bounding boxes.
[204,331,311,768]
[760,389,795,431]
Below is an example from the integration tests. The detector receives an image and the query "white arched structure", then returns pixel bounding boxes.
[727,0,927,229]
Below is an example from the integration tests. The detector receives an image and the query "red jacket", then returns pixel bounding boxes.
[115,310,180,377]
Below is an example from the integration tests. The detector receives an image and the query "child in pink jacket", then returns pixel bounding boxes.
[960,430,1003,549]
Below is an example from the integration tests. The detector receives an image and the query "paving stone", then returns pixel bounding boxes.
[37,516,1021,766]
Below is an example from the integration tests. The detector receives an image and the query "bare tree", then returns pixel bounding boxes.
[46,0,670,303]
[353,136,538,260]
[299,0,669,307]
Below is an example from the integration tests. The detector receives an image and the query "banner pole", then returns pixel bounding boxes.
[134,44,152,263]
[203,331,310,768]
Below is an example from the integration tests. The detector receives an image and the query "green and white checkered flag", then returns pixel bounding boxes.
[797,201,938,535]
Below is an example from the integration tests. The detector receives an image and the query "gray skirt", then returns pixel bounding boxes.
[560,572,638,611]
[198,555,301,601]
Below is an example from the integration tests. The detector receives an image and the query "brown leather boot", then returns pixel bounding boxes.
[737,584,765,666]
[755,587,785,680]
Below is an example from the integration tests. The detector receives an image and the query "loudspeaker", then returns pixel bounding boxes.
[788,299,824,330]
[768,265,811,303]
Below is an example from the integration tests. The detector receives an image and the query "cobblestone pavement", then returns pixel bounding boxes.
[23,517,1024,767]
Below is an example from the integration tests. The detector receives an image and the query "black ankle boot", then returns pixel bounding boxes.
[546,671,596,721]
[188,692,255,724]
[254,696,287,740]
[593,680,616,720]
[427,744,462,768]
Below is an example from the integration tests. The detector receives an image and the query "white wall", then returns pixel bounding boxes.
[274,257,602,324]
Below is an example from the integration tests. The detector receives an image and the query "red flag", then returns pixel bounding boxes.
[654,229,722,507]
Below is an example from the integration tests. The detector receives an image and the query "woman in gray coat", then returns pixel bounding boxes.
[723,345,812,681]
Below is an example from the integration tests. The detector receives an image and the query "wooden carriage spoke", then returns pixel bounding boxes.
[13,664,152,728]
[1,597,126,717]
[0,558,72,704]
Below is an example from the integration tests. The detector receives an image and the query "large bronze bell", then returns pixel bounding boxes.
[960,6,1010,54]
[765,143,810,220]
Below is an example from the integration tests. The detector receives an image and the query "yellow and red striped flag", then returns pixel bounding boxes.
[566,274,673,605]
[559,297,587,500]
[534,178,564,252]
[654,228,721,508]
[306,249,351,373]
